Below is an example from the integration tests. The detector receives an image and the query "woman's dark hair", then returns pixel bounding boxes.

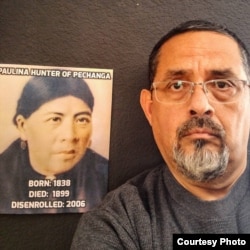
[149,19,250,86]
[13,75,94,125]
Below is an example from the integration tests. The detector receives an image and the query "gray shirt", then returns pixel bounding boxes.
[71,163,250,249]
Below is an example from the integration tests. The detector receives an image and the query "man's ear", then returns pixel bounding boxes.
[15,115,28,140]
[140,89,153,126]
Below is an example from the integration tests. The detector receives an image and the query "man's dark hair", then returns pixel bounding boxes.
[13,75,94,125]
[148,19,250,86]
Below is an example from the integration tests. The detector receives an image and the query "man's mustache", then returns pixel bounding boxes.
[176,117,226,140]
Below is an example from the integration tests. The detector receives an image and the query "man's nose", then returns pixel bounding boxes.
[188,84,215,117]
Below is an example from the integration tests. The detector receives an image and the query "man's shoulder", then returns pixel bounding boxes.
[71,164,168,249]
[127,164,165,187]
[99,164,166,211]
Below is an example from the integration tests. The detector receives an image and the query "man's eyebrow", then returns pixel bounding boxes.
[163,70,189,80]
[161,69,238,81]
[209,69,237,78]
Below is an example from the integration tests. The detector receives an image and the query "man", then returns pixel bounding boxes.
[71,20,250,249]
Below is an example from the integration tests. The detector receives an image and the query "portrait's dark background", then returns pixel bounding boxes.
[0,1,250,249]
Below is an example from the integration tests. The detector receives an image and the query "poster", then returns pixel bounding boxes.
[0,64,113,214]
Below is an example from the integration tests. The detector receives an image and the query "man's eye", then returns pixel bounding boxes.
[214,80,233,89]
[169,81,184,91]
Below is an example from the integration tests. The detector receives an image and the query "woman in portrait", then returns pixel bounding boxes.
[0,76,108,213]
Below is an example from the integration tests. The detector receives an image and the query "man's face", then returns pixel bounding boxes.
[17,96,92,178]
[141,31,250,185]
